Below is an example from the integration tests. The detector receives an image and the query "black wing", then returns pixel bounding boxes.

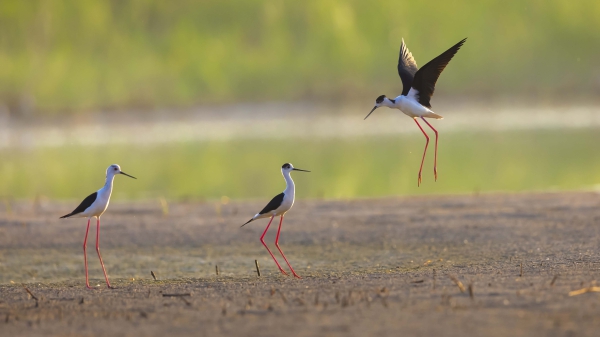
[258,192,284,215]
[410,38,466,108]
[397,38,419,96]
[60,192,97,218]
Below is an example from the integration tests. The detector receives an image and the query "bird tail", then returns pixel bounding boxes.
[425,111,443,119]
[59,213,74,219]
[240,218,254,227]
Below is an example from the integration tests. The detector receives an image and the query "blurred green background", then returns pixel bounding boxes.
[0,0,599,201]
[0,0,599,114]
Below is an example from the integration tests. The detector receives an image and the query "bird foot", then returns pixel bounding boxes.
[278,268,289,276]
[292,272,302,279]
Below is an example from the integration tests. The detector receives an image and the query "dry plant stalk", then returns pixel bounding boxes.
[568,286,600,297]
[255,260,261,277]
[447,275,466,293]
[22,285,38,301]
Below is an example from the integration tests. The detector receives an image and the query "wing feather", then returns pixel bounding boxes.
[410,38,466,108]
[258,193,285,215]
[398,38,419,96]
[60,192,97,218]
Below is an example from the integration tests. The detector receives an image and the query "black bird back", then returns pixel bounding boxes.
[60,192,97,218]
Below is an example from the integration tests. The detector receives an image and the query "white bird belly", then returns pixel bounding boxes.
[396,97,443,119]
[275,197,294,216]
[83,196,110,218]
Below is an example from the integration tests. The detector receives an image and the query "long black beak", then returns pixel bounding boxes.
[120,171,137,179]
[364,106,378,120]
[292,168,310,172]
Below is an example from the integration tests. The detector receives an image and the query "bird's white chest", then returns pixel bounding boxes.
[277,192,295,215]
[86,189,111,217]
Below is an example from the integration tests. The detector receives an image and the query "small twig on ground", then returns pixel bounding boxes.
[22,284,39,308]
[22,285,38,301]
[550,275,558,286]
[520,263,523,277]
[447,275,466,293]
[255,260,261,277]
[215,265,219,276]
[468,283,474,300]
[151,271,157,280]
[162,293,191,297]
[568,286,600,297]
[433,269,437,290]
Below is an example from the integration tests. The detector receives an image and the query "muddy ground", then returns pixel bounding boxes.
[1,192,599,336]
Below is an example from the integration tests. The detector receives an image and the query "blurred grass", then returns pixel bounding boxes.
[0,128,599,201]
[1,0,599,114]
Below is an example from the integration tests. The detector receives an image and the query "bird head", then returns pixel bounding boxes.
[364,95,387,119]
[281,163,310,174]
[106,164,137,179]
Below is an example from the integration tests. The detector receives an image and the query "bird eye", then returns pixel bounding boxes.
[114,168,118,170]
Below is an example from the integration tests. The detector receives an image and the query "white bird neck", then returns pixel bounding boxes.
[101,172,116,196]
[282,170,295,196]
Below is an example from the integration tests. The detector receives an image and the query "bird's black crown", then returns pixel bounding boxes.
[375,95,386,104]
[282,163,292,169]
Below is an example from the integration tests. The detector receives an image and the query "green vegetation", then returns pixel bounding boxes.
[1,128,598,200]
[1,1,599,114]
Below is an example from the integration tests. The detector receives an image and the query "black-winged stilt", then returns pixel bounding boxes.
[60,164,136,289]
[365,38,467,186]
[241,163,310,278]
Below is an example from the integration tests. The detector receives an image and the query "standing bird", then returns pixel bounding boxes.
[241,163,310,278]
[60,164,136,289]
[365,38,467,186]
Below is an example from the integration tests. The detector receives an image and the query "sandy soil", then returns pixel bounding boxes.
[1,192,599,336]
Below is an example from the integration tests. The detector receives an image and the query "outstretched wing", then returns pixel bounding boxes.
[409,38,467,108]
[60,192,97,218]
[398,38,419,96]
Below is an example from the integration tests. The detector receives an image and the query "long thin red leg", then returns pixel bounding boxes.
[420,117,439,181]
[275,215,301,279]
[95,217,112,288]
[83,218,91,289]
[260,216,288,275]
[413,118,430,186]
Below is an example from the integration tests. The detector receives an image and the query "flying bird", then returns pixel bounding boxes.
[365,38,467,186]
[60,164,136,289]
[241,163,310,278]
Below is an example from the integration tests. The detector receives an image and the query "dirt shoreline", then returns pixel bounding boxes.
[1,192,599,336]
